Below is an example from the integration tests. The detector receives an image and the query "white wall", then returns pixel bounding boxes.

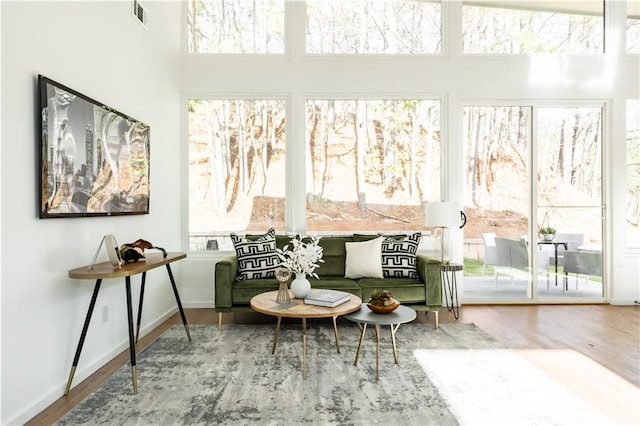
[1,0,638,424]
[0,1,182,424]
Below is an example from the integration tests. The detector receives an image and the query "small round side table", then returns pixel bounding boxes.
[442,263,463,320]
[344,304,417,380]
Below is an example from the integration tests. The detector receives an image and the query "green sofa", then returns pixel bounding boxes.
[214,234,443,330]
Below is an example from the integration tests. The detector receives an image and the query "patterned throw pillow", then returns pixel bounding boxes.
[230,228,279,281]
[380,232,421,279]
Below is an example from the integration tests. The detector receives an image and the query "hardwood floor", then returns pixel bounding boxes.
[27,305,639,425]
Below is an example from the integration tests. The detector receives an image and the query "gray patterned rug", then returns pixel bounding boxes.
[56,322,503,425]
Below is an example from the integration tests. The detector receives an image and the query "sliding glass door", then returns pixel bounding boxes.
[463,104,605,302]
[536,107,604,300]
[463,106,534,300]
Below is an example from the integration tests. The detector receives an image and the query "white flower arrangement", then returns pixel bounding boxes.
[277,235,324,279]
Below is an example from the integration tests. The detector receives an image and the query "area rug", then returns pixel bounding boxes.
[56,322,612,426]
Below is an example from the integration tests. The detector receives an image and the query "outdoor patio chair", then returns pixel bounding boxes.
[494,237,550,291]
[552,233,586,266]
[481,233,498,279]
[493,237,515,290]
[563,250,602,291]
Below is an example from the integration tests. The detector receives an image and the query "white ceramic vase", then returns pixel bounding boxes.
[291,273,311,298]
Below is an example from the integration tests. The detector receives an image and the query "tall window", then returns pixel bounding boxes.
[306,0,441,54]
[188,99,286,250]
[462,1,604,54]
[305,99,441,232]
[628,1,640,54]
[187,0,285,54]
[627,99,640,246]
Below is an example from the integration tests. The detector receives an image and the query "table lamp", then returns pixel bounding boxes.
[425,202,460,264]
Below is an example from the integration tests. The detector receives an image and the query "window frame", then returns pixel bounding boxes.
[183,93,290,253]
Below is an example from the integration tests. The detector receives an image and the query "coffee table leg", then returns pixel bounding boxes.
[272,316,282,354]
[354,323,367,366]
[375,324,381,381]
[302,317,307,380]
[390,324,400,364]
[332,316,340,353]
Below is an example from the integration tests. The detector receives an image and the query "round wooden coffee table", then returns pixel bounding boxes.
[250,290,362,379]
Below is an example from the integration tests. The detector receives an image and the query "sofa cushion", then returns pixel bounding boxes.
[308,276,363,297]
[344,237,384,279]
[230,228,280,281]
[358,277,426,303]
[232,278,280,304]
[313,236,353,277]
[381,232,421,279]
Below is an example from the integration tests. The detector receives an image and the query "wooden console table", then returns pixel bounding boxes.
[64,252,190,395]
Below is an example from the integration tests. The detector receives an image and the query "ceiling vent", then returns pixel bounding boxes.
[132,0,148,30]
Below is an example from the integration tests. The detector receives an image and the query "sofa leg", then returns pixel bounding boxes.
[434,311,439,330]
[218,312,223,331]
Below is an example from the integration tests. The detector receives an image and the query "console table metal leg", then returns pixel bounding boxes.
[165,264,191,342]
[64,279,102,396]
[135,272,146,343]
[125,277,138,395]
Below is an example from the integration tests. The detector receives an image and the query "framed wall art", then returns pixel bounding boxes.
[38,75,150,218]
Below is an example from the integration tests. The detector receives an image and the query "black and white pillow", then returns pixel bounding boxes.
[230,228,279,281]
[381,232,421,279]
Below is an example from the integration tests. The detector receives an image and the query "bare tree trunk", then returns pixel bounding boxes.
[470,109,482,208]
[321,100,335,198]
[308,101,320,196]
[569,112,580,185]
[237,100,248,193]
[557,118,566,181]
[205,102,226,216]
[190,0,198,51]
[354,100,366,208]
[409,105,418,198]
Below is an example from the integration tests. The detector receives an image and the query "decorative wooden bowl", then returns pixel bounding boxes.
[367,302,400,314]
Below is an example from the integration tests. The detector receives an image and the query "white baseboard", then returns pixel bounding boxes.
[609,298,640,306]
[8,307,178,425]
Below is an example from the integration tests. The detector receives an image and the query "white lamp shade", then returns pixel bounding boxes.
[425,201,460,228]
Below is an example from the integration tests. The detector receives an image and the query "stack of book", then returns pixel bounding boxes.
[304,290,351,307]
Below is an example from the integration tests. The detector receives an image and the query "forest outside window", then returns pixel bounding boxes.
[188,99,286,251]
[628,1,640,54]
[304,99,441,233]
[306,0,442,54]
[627,99,640,247]
[187,0,285,54]
[462,0,604,54]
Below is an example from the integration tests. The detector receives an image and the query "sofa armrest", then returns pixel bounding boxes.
[214,255,238,308]
[417,254,442,310]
